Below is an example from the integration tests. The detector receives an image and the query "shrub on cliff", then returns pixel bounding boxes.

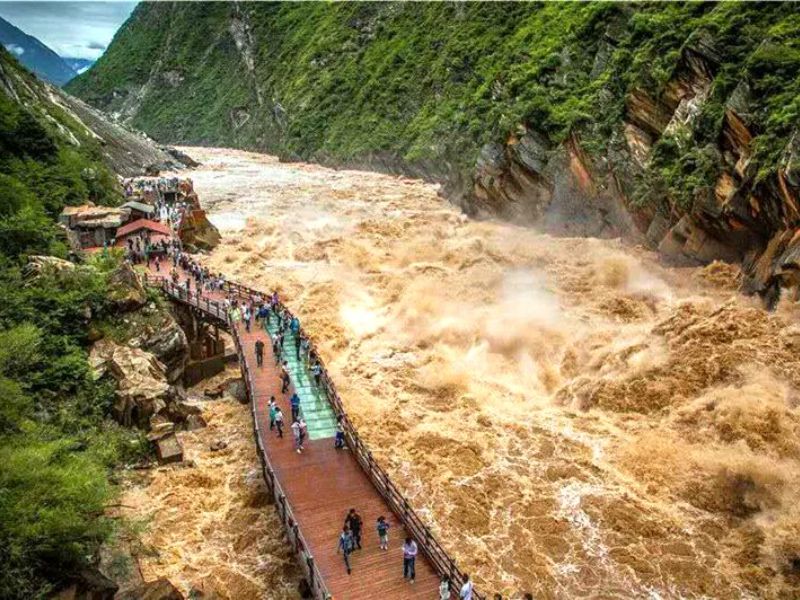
[0,47,140,597]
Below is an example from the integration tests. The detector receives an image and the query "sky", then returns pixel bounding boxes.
[0,1,137,60]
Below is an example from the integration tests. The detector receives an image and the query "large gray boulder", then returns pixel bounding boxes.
[135,318,189,384]
[89,340,186,429]
[106,262,147,312]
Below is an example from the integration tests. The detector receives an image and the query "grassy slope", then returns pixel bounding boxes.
[68,2,800,210]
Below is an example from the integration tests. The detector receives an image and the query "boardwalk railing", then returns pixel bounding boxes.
[147,275,333,599]
[147,273,483,600]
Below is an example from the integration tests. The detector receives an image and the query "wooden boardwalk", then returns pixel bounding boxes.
[148,266,453,599]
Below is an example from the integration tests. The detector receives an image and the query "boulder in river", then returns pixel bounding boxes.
[155,434,184,465]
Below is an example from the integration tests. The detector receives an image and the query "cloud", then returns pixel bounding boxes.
[0,2,137,60]
[4,43,25,56]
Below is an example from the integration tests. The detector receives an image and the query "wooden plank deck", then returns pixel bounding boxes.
[148,265,443,599]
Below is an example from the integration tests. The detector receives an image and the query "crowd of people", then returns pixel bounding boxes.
[121,175,185,200]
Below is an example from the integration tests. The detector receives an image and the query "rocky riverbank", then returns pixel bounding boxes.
[104,368,301,599]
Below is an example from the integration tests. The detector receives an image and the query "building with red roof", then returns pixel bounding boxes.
[114,219,174,248]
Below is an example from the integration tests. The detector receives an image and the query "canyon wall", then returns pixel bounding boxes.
[68,3,800,298]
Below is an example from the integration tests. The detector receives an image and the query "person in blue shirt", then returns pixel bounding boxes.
[290,392,301,422]
[290,316,300,334]
[337,526,354,575]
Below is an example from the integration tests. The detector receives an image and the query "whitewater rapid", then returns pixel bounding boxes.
[163,147,800,599]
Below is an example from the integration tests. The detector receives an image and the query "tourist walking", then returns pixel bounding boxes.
[290,392,301,422]
[337,526,354,575]
[280,360,290,393]
[243,305,252,332]
[255,339,264,367]
[334,415,345,449]
[376,516,390,551]
[345,508,363,550]
[294,333,302,359]
[402,537,418,583]
[299,417,307,451]
[291,418,306,454]
[278,330,286,351]
[272,336,281,365]
[311,360,322,387]
[460,574,474,600]
[274,406,284,438]
[268,396,277,430]
[440,577,451,600]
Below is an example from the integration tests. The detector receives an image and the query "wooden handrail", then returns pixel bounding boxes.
[147,272,482,599]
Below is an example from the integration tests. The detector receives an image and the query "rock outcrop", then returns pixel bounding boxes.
[89,339,196,430]
[106,262,147,312]
[117,579,184,600]
[460,34,800,307]
[23,255,77,279]
[178,208,221,252]
[133,317,189,384]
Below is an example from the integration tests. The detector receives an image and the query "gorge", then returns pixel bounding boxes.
[2,2,800,599]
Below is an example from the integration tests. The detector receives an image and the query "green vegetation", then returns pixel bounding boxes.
[0,47,142,598]
[68,2,800,213]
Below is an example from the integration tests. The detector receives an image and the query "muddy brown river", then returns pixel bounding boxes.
[132,147,800,599]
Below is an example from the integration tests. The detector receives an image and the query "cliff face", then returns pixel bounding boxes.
[68,2,800,301]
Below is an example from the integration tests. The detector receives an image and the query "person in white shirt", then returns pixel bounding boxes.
[402,537,418,583]
[459,574,474,600]
[439,576,451,600]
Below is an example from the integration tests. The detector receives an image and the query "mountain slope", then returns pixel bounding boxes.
[68,2,800,302]
[1,45,189,177]
[0,16,76,85]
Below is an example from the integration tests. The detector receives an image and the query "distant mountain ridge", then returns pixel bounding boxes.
[0,15,76,85]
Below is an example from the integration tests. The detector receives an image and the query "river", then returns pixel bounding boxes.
[151,147,800,599]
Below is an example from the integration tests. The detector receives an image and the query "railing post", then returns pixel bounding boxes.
[306,555,314,590]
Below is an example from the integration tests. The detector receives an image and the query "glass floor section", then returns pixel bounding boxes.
[264,319,337,440]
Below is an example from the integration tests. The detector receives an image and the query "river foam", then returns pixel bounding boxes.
[176,147,800,599]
